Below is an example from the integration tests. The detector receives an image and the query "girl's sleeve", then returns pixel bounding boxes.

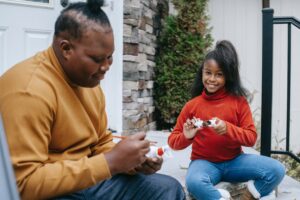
[168,103,193,150]
[225,98,257,146]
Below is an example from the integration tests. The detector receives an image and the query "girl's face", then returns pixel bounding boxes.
[202,59,225,94]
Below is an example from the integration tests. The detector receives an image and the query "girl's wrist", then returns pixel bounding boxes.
[184,133,194,140]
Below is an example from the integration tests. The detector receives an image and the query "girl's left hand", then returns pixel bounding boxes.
[212,117,227,135]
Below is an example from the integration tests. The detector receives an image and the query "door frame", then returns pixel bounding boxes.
[101,0,123,133]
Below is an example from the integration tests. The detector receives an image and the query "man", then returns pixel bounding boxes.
[0,0,185,199]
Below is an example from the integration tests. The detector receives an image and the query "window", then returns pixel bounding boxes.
[0,0,53,8]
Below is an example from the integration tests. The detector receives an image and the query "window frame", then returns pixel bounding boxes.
[0,0,54,8]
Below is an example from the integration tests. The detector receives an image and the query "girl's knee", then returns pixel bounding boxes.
[186,175,210,193]
[273,160,285,180]
[266,159,285,182]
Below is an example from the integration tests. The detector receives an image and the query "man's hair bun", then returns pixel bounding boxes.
[87,0,105,13]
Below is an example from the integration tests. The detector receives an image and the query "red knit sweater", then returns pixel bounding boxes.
[168,89,257,162]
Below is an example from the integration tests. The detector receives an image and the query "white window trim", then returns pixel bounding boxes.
[0,0,54,8]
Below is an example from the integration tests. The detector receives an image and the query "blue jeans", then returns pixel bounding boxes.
[53,173,185,200]
[186,154,285,200]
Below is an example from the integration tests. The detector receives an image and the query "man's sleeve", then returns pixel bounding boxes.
[91,129,116,155]
[1,92,111,200]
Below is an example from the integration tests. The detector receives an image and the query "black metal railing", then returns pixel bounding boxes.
[261,8,300,163]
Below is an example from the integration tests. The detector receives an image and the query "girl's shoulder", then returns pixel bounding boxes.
[227,92,247,100]
[227,94,250,108]
[187,95,203,104]
[234,95,248,103]
[183,95,206,111]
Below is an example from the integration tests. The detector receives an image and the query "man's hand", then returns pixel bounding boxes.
[104,132,150,175]
[135,157,163,175]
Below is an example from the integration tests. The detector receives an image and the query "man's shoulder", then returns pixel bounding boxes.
[0,50,58,100]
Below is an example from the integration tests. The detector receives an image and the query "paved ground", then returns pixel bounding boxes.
[145,131,300,200]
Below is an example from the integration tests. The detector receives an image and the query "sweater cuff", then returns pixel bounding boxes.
[88,154,112,182]
[180,133,194,144]
[224,122,236,138]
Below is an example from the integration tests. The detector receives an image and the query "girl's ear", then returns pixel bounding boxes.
[59,40,73,60]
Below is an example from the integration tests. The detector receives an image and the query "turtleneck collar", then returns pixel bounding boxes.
[201,87,228,100]
[47,46,79,88]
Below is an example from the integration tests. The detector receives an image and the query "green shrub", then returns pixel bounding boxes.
[154,0,212,129]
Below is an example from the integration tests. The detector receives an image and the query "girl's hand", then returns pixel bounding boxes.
[211,117,227,135]
[183,118,201,139]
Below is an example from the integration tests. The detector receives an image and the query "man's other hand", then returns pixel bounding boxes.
[104,132,150,175]
[135,157,163,175]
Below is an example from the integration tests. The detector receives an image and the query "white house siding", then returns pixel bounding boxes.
[208,0,300,152]
[271,0,300,153]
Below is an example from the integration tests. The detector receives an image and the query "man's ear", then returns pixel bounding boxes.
[59,40,73,60]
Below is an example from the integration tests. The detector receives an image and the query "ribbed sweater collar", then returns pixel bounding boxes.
[47,46,79,88]
[201,87,228,100]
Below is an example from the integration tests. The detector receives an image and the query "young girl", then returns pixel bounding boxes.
[168,40,285,200]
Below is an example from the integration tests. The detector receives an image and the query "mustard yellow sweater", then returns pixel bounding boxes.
[0,47,114,200]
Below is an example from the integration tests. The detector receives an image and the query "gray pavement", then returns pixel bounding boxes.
[146,131,300,200]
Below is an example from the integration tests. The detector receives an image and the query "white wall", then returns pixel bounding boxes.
[208,0,300,152]
[101,0,123,133]
[271,0,300,152]
[208,0,262,112]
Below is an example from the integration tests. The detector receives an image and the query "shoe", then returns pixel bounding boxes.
[218,189,233,200]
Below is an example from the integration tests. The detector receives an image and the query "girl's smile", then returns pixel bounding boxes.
[202,59,225,94]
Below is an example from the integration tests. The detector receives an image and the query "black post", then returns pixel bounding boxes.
[286,23,291,152]
[261,8,274,157]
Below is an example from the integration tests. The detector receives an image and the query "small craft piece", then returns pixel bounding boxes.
[146,145,173,159]
[205,119,217,127]
[193,118,217,128]
[193,119,204,128]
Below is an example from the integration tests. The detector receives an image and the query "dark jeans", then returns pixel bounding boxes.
[53,173,185,200]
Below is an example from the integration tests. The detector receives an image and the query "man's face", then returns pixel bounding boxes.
[63,24,115,87]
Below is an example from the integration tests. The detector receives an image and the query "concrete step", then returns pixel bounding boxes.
[146,131,300,200]
[185,182,247,200]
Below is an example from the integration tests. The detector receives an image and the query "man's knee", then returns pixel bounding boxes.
[142,173,185,200]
